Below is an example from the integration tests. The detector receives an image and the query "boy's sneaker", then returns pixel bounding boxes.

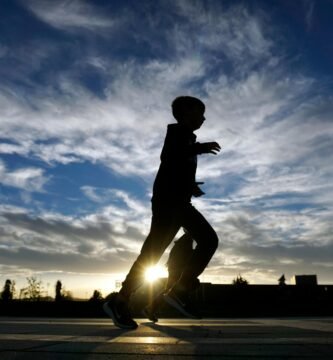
[142,305,158,323]
[103,293,138,329]
[163,287,201,319]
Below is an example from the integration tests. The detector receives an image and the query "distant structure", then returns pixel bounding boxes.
[278,274,286,286]
[291,275,317,286]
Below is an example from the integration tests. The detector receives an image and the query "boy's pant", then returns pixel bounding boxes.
[119,201,219,299]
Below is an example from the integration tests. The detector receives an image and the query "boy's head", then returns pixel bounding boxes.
[172,96,206,130]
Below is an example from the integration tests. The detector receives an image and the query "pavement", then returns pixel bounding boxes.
[0,317,332,359]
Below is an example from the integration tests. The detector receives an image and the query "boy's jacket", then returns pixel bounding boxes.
[152,123,201,204]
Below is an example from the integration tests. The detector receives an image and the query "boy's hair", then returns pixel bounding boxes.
[172,96,205,122]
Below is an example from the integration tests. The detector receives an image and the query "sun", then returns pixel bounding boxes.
[144,265,166,283]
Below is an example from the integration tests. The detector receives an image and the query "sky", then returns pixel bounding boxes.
[0,0,333,298]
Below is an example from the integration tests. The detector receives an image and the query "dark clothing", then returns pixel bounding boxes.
[152,123,202,204]
[119,123,218,299]
[166,232,196,290]
[147,233,200,314]
[166,232,193,272]
[120,202,218,298]
[146,233,194,313]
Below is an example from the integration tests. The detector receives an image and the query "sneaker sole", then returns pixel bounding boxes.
[103,302,138,330]
[163,294,201,319]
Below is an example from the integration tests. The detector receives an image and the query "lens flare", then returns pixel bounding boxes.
[144,265,166,283]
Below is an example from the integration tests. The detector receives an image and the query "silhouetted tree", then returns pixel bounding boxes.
[89,290,103,302]
[55,280,63,302]
[63,290,73,301]
[278,274,286,286]
[1,279,15,301]
[55,280,73,301]
[232,275,249,286]
[25,277,42,300]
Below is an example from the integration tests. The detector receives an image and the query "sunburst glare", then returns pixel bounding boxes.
[144,265,167,283]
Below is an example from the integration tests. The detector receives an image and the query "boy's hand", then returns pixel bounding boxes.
[199,142,221,155]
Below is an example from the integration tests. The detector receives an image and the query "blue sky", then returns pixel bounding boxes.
[1,0,332,298]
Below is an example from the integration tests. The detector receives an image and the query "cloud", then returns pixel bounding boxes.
[0,203,147,274]
[0,246,132,274]
[0,44,8,58]
[24,0,116,32]
[1,0,310,181]
[0,160,48,192]
[189,196,333,283]
[81,186,104,203]
[1,0,332,286]
[173,1,273,63]
[304,0,315,31]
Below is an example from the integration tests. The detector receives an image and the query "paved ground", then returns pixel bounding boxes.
[0,317,332,359]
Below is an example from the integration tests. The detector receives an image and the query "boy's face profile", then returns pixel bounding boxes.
[181,106,206,131]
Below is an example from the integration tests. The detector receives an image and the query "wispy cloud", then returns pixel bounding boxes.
[24,0,116,31]
[304,0,315,31]
[0,160,48,192]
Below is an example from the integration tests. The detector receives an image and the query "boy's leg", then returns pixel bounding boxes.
[104,204,181,328]
[150,270,180,310]
[143,270,180,323]
[119,204,181,299]
[164,204,218,318]
[165,271,182,291]
[178,203,219,290]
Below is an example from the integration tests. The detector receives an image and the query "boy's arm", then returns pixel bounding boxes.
[162,126,221,159]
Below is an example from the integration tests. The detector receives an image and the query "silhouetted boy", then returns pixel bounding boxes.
[104,96,221,329]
